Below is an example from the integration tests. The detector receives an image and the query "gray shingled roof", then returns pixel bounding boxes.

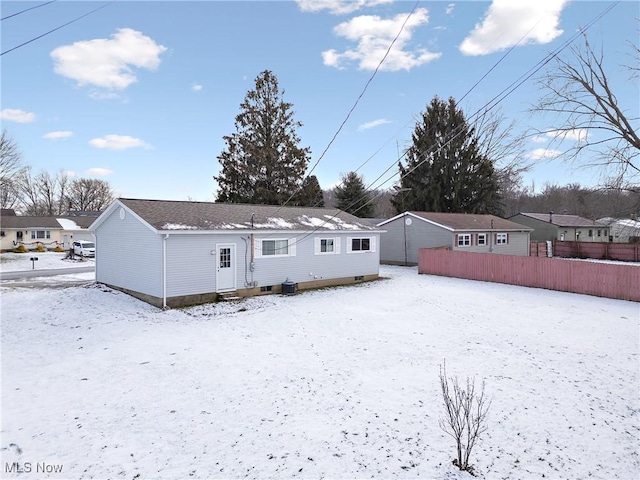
[118,198,376,231]
[518,212,597,227]
[0,216,64,229]
[380,212,532,231]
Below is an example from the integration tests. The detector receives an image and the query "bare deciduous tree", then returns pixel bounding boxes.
[532,31,639,191]
[16,169,114,215]
[473,108,532,208]
[66,178,114,212]
[0,129,25,209]
[439,362,491,475]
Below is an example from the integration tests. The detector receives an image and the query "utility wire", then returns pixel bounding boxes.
[279,0,621,251]
[1,0,57,21]
[275,0,422,211]
[1,2,114,56]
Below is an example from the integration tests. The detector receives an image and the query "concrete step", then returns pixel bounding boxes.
[218,292,241,301]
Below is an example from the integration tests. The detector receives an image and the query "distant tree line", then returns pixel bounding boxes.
[213,26,637,220]
[0,129,115,215]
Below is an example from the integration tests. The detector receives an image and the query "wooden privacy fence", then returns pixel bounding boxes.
[418,249,640,302]
[553,240,640,262]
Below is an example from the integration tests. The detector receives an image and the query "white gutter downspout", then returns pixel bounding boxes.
[163,234,169,309]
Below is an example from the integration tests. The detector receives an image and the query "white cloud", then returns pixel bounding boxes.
[446,3,455,15]
[89,134,150,151]
[85,167,113,176]
[89,91,123,101]
[532,135,548,143]
[192,84,203,92]
[528,148,562,160]
[547,129,589,142]
[358,118,392,131]
[323,8,441,71]
[51,28,167,90]
[1,108,36,123]
[43,131,73,139]
[459,0,568,56]
[296,0,393,15]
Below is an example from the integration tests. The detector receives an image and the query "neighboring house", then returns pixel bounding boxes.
[377,211,532,265]
[0,214,95,251]
[510,212,609,242]
[89,198,383,308]
[597,217,640,243]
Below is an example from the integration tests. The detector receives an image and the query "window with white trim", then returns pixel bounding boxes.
[352,238,370,251]
[30,230,51,240]
[477,233,487,246]
[314,237,340,255]
[347,236,376,253]
[260,239,290,257]
[496,233,508,245]
[457,234,472,247]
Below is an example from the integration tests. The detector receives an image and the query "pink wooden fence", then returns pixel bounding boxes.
[418,249,640,302]
[553,240,640,262]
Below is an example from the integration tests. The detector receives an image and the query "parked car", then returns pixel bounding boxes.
[73,240,95,257]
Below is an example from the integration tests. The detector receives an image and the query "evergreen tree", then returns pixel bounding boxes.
[214,70,311,204]
[391,96,502,215]
[334,171,375,218]
[295,175,324,207]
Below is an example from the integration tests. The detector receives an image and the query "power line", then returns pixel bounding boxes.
[275,0,422,211]
[1,2,114,56]
[1,0,57,21]
[281,1,622,249]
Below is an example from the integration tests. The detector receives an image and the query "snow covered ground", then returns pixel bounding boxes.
[1,266,638,479]
[0,252,93,272]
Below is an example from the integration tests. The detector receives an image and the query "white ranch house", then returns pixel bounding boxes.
[90,198,382,308]
[377,211,533,265]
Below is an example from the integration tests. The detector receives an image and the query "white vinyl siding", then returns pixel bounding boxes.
[94,207,163,298]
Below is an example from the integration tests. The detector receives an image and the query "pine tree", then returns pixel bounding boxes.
[214,70,311,204]
[295,175,324,207]
[391,96,502,215]
[334,171,375,218]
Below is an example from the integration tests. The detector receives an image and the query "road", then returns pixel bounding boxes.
[0,265,95,281]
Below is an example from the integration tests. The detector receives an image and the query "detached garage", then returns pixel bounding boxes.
[90,198,383,308]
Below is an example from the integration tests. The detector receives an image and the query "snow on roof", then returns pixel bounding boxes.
[56,218,81,230]
[161,223,199,230]
[113,198,376,232]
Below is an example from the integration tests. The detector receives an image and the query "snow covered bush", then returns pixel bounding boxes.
[439,362,491,475]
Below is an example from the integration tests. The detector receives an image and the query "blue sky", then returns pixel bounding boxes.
[2,0,638,203]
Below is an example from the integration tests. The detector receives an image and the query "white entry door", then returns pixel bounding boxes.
[216,243,236,292]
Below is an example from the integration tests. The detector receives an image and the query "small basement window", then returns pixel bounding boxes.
[260,285,273,292]
[355,275,364,281]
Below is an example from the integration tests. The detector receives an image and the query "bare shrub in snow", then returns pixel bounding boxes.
[438,362,491,475]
